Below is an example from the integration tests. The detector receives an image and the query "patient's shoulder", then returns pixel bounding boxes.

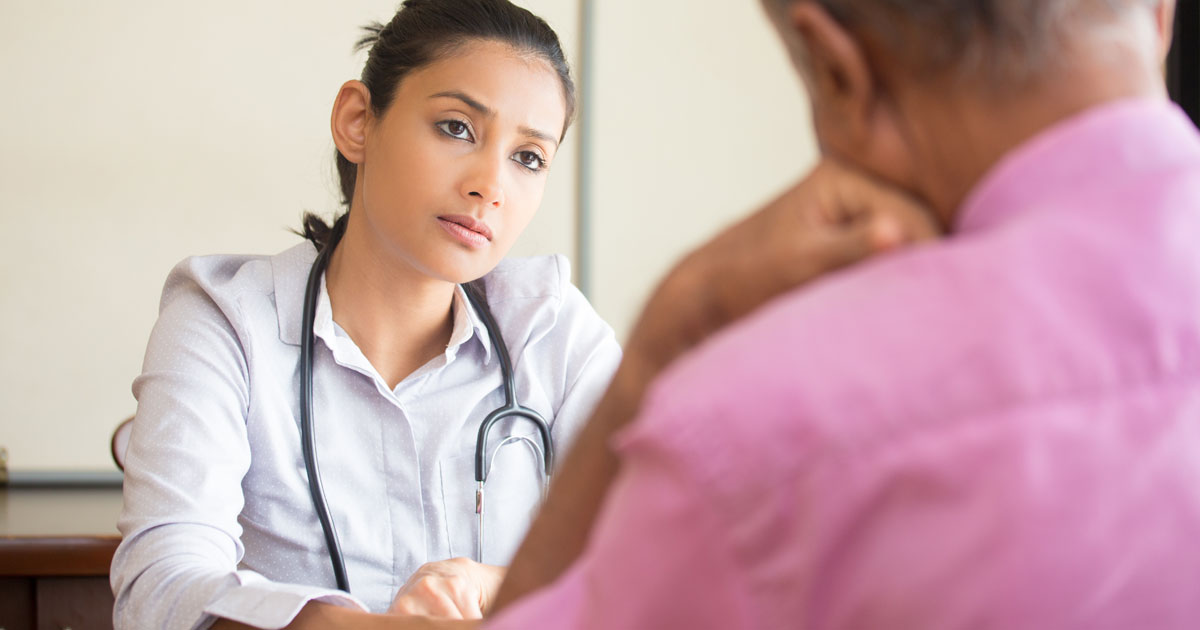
[638,240,1019,462]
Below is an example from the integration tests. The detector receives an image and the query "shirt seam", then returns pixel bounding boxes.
[382,404,400,595]
[552,343,604,431]
[494,257,566,396]
[233,296,254,422]
[478,254,566,305]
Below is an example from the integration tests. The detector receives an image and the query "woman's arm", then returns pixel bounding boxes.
[207,557,502,628]
[112,258,364,630]
[215,602,480,630]
[113,261,258,629]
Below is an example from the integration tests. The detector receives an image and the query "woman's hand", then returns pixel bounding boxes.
[389,558,506,619]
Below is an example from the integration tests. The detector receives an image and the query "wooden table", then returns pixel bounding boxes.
[0,484,123,630]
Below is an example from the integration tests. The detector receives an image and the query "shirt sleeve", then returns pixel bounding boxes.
[110,263,366,630]
[484,429,753,630]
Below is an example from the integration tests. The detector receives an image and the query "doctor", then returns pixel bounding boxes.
[110,1,620,629]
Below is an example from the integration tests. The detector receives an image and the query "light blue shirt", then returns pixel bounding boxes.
[111,242,621,630]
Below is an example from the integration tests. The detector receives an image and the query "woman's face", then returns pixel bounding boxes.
[353,39,568,284]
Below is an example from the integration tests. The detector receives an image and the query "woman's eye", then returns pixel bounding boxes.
[436,120,472,141]
[513,151,546,171]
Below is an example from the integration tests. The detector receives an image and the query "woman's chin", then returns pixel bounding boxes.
[422,253,502,286]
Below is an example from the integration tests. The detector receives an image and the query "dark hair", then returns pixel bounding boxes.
[781,0,1155,83]
[300,0,577,251]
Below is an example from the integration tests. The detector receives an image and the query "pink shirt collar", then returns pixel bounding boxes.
[958,97,1198,234]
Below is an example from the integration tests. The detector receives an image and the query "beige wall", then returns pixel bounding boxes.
[0,0,816,472]
[585,1,817,338]
[0,0,580,472]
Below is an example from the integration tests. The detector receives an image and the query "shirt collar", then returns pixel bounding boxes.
[449,283,495,365]
[272,242,494,365]
[272,242,317,347]
[956,97,1200,234]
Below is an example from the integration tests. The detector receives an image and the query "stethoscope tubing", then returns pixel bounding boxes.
[300,240,351,593]
[299,229,554,594]
[462,282,554,483]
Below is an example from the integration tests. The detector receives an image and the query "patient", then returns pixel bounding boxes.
[484,0,1200,628]
[299,0,1200,627]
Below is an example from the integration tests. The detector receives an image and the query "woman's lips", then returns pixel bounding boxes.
[437,215,493,249]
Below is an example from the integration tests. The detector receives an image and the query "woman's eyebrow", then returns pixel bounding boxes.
[521,126,559,149]
[431,90,492,116]
[430,90,559,149]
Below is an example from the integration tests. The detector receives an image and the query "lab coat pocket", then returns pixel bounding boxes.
[439,434,546,565]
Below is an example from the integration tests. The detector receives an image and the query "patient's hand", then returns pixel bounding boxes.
[389,558,505,620]
[629,157,941,375]
[494,159,940,614]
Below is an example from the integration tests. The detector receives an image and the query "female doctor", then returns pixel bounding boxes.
[109,1,620,628]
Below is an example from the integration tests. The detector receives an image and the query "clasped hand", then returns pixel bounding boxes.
[626,157,942,380]
[388,558,505,620]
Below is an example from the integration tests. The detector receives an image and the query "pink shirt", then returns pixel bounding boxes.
[488,99,1200,629]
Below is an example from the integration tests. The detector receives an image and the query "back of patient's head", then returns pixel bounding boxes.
[769,0,1167,87]
[764,0,1171,220]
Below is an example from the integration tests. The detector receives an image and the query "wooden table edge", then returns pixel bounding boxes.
[0,535,122,577]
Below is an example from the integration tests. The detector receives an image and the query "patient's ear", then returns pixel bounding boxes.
[1155,0,1177,63]
[785,1,876,153]
[779,2,918,203]
[331,80,371,164]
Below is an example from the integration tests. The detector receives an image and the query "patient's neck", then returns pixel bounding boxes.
[900,39,1167,226]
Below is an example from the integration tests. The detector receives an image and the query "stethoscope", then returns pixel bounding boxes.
[298,223,554,593]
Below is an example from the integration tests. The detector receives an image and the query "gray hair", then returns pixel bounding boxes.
[778,0,1159,83]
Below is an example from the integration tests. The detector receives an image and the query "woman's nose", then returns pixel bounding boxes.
[462,159,505,209]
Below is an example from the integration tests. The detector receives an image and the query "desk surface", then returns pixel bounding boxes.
[0,485,124,576]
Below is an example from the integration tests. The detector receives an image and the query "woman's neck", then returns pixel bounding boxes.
[324,218,457,390]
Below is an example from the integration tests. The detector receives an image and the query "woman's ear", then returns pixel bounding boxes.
[786,2,876,151]
[331,80,371,164]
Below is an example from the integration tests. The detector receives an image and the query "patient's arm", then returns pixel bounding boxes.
[493,158,940,613]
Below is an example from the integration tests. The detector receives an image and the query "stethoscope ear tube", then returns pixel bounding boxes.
[300,241,351,593]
